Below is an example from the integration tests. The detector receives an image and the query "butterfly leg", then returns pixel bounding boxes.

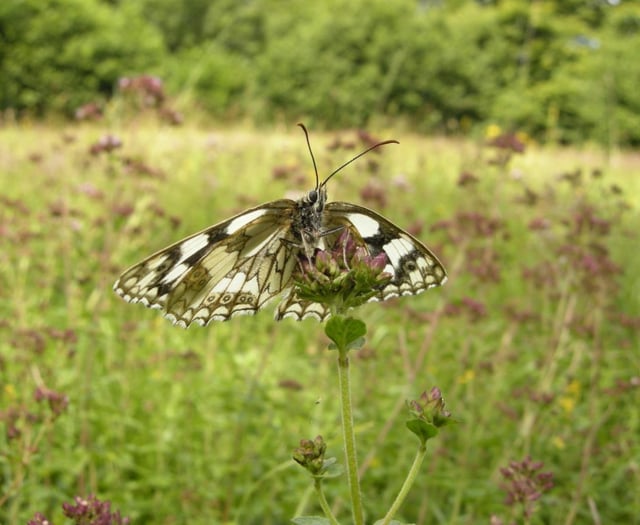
[318,225,350,267]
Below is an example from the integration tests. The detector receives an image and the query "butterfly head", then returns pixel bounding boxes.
[304,186,327,212]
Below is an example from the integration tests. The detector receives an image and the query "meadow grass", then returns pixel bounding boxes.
[1,121,639,524]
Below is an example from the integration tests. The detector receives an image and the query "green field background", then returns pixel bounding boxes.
[1,1,640,524]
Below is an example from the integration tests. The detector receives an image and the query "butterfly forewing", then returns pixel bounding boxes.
[323,202,447,299]
[273,203,447,321]
[114,200,302,326]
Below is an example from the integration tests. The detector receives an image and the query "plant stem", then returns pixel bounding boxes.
[337,349,365,525]
[380,443,427,525]
[314,478,340,525]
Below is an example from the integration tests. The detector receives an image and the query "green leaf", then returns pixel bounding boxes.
[291,517,332,525]
[406,419,438,445]
[325,316,366,351]
[321,458,344,479]
[346,336,365,351]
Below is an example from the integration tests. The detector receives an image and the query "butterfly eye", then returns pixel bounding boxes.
[308,190,318,203]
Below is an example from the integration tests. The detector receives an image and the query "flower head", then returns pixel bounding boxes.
[293,435,334,477]
[406,387,453,445]
[499,456,554,519]
[62,495,130,525]
[27,513,52,525]
[408,387,452,429]
[35,387,69,418]
[294,230,391,316]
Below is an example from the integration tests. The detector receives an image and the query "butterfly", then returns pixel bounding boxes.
[113,125,447,327]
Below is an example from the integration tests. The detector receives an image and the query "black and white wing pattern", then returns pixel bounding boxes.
[114,130,447,327]
[275,202,447,321]
[114,200,302,327]
[114,197,447,326]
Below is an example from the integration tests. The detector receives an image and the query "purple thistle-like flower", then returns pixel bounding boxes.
[499,456,554,519]
[89,135,122,155]
[294,229,392,316]
[408,387,452,428]
[34,387,69,418]
[62,495,130,525]
[353,247,388,273]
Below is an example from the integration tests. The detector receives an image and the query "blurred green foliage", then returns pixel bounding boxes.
[0,0,164,114]
[1,0,640,145]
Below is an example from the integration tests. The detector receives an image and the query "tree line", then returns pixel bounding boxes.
[1,0,639,145]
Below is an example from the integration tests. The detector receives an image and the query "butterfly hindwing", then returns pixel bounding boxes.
[275,292,331,322]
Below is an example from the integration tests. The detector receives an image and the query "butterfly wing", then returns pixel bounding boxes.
[275,291,332,322]
[114,200,301,327]
[324,202,447,298]
[275,202,447,321]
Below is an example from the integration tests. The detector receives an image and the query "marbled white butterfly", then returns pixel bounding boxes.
[113,126,447,327]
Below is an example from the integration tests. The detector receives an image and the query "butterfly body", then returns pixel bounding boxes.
[114,136,447,327]
[289,188,327,258]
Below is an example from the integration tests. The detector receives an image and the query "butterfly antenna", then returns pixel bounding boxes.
[298,123,320,190]
[321,138,399,188]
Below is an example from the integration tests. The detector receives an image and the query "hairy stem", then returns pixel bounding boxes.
[380,443,427,525]
[314,478,340,525]
[337,350,364,525]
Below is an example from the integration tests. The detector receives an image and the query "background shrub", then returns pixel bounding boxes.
[1,0,640,145]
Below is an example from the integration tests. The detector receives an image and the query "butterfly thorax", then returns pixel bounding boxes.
[293,188,328,259]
